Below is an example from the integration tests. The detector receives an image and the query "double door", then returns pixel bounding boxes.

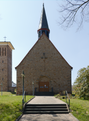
[39,82,49,92]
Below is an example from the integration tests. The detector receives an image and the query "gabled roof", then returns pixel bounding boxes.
[38,3,49,31]
[15,33,72,69]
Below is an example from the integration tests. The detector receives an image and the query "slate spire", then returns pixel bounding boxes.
[38,3,50,39]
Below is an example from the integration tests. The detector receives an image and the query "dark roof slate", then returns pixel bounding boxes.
[38,3,49,30]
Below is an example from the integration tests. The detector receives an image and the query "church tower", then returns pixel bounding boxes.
[0,41,14,91]
[37,3,50,39]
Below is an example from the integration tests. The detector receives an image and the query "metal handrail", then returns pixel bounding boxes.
[65,91,70,111]
[22,91,26,113]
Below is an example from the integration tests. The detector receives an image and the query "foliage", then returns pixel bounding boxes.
[54,93,60,98]
[0,92,34,121]
[59,0,89,29]
[73,66,89,99]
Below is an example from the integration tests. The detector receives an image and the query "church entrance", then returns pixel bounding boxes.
[39,82,49,92]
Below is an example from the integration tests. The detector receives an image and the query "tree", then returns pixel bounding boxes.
[59,0,89,29]
[74,66,89,99]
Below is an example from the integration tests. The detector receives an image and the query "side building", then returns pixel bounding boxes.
[0,41,14,91]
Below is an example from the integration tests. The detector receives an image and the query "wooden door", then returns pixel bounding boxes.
[39,82,49,92]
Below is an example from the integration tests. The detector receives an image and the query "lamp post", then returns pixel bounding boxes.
[0,83,3,96]
[32,81,34,96]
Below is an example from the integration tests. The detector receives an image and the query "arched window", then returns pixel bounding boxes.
[47,31,49,37]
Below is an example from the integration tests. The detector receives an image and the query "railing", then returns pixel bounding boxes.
[22,91,26,113]
[65,91,70,112]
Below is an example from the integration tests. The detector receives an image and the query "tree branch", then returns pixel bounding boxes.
[59,0,89,29]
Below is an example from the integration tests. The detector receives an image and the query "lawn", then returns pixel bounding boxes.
[55,94,89,121]
[69,99,89,121]
[0,92,34,121]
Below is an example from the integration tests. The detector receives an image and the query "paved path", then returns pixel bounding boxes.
[28,96,66,104]
[19,96,79,121]
[19,113,79,121]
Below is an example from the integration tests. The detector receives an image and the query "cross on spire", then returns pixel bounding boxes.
[4,36,6,41]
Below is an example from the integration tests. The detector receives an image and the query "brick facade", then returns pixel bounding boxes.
[16,34,72,95]
[0,42,14,91]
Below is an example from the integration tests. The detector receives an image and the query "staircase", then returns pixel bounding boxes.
[23,104,69,114]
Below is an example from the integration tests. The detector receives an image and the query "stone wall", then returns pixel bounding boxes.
[16,34,72,95]
[0,45,12,91]
[7,45,12,90]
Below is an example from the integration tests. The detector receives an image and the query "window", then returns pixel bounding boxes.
[44,85,48,88]
[43,53,45,56]
[40,86,43,88]
[42,30,45,34]
[2,48,6,56]
[47,31,49,37]
[2,48,4,56]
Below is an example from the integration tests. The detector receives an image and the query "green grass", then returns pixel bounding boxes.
[69,99,89,121]
[0,92,34,121]
[0,92,13,96]
[55,94,89,121]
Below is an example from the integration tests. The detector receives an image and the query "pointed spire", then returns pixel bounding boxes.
[38,3,49,30]
[38,3,50,39]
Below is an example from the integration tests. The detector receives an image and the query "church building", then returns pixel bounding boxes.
[15,4,72,95]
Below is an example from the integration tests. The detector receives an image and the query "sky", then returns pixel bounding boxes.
[0,0,89,85]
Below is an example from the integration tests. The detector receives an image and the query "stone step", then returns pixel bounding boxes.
[23,103,69,114]
[25,108,68,111]
[24,110,69,114]
[26,104,67,106]
[25,106,67,108]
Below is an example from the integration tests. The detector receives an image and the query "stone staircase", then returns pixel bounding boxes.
[23,104,69,114]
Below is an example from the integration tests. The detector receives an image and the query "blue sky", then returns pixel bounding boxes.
[0,0,89,85]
